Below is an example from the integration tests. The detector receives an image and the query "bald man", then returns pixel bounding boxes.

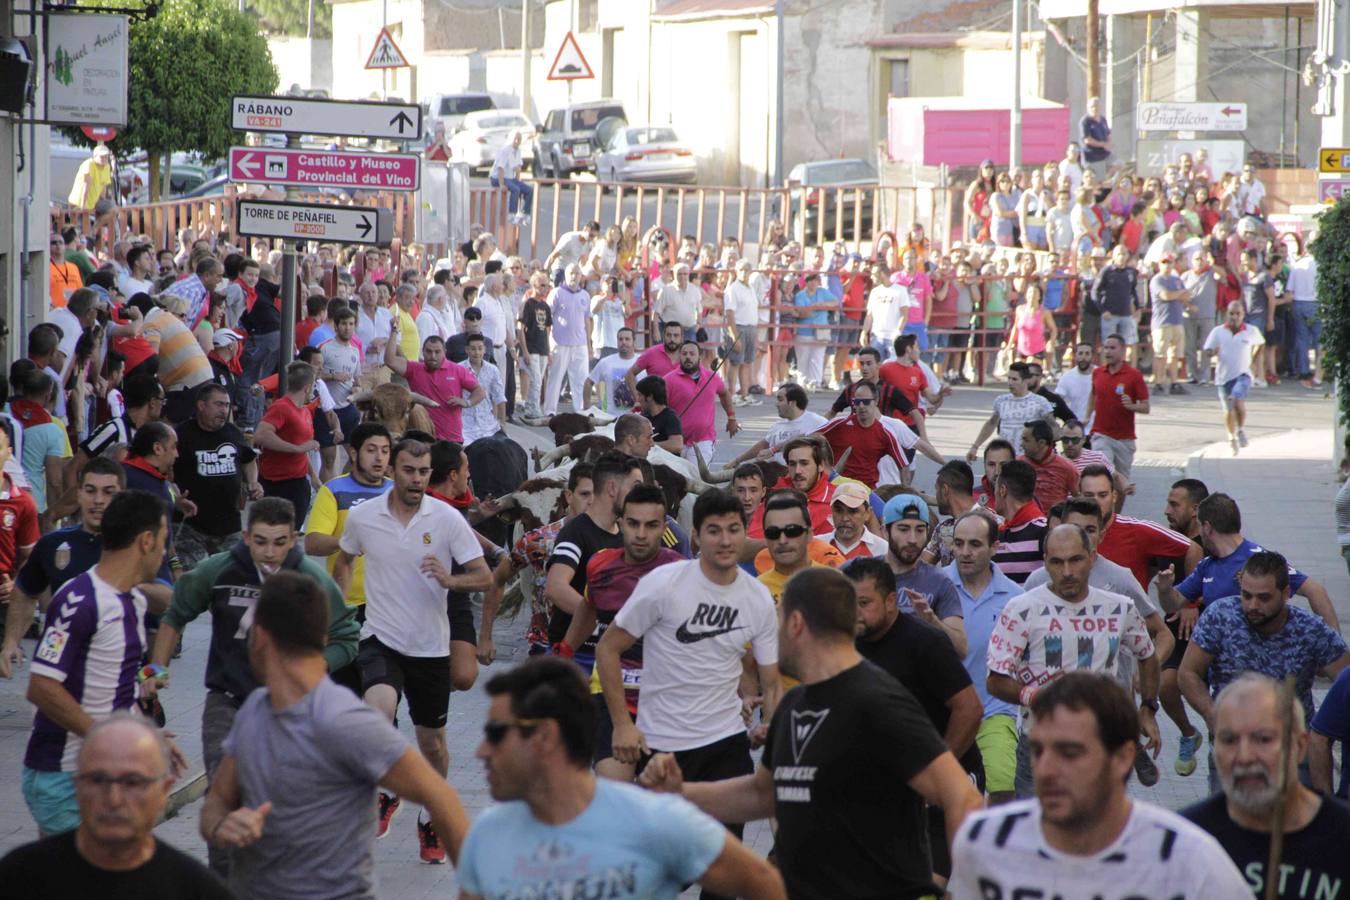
[0,715,231,895]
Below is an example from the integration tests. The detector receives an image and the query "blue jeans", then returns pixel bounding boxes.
[1290,300,1320,378]
[490,176,533,215]
[237,330,280,431]
[870,335,895,361]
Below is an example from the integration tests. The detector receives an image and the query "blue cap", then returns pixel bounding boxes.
[882,494,928,525]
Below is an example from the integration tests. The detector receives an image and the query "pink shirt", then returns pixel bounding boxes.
[893,271,933,324]
[405,359,480,442]
[663,366,725,444]
[633,345,679,381]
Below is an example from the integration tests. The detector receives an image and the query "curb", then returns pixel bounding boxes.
[162,770,208,822]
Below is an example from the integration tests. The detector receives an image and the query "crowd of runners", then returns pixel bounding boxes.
[0,136,1344,900]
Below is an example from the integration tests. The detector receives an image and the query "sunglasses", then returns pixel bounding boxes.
[483,717,541,746]
[850,396,874,407]
[764,524,809,541]
[75,771,165,794]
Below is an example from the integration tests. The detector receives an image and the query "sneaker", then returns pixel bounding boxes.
[1169,383,1189,395]
[417,818,446,864]
[742,395,762,406]
[732,395,751,407]
[1301,378,1317,389]
[377,792,401,839]
[1230,435,1240,455]
[1133,743,1160,786]
[1175,731,1203,776]
[1238,430,1249,447]
[748,384,765,395]
[1252,377,1268,388]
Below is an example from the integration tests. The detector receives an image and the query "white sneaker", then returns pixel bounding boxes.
[1252,377,1268,388]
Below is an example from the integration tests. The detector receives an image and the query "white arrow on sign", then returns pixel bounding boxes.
[234,151,261,179]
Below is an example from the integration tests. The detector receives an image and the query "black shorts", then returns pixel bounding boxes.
[334,403,361,442]
[357,635,451,728]
[640,731,753,840]
[593,693,616,763]
[313,407,336,449]
[446,589,477,646]
[1162,615,1189,671]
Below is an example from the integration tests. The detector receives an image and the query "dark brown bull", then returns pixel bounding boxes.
[350,383,438,439]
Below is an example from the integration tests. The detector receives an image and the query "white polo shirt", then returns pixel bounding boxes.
[1202,322,1264,386]
[339,491,483,657]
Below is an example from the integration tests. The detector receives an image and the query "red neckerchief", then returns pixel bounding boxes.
[1002,500,1043,532]
[9,399,51,428]
[124,456,167,481]
[209,347,243,375]
[428,486,475,510]
[238,278,259,313]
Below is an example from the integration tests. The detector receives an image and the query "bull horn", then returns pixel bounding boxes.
[408,391,441,409]
[684,476,707,495]
[349,389,373,405]
[834,446,852,472]
[517,413,552,427]
[693,446,736,484]
[587,413,615,426]
[493,492,520,510]
[538,444,570,469]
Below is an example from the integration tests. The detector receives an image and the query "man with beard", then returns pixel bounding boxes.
[987,524,1162,798]
[147,498,358,874]
[728,383,828,466]
[583,327,638,414]
[849,556,983,882]
[1179,551,1349,794]
[883,494,967,656]
[174,383,262,569]
[641,567,982,900]
[1053,342,1095,422]
[1025,361,1077,424]
[626,320,685,399]
[665,340,739,463]
[950,673,1247,897]
[385,328,484,444]
[574,484,685,781]
[1182,674,1350,899]
[459,658,783,900]
[332,439,491,863]
[924,460,988,567]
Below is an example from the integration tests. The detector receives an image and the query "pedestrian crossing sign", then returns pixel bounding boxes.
[365,27,410,70]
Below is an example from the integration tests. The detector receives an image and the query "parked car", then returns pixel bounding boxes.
[593,120,697,185]
[532,99,627,179]
[427,92,496,136]
[787,157,878,242]
[448,109,535,171]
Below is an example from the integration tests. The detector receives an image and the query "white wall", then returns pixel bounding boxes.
[267,37,333,95]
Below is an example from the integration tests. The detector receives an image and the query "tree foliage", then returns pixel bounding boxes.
[60,0,278,200]
[247,0,332,39]
[1309,204,1346,423]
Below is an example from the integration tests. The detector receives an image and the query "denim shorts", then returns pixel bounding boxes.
[1220,373,1252,404]
[22,767,79,835]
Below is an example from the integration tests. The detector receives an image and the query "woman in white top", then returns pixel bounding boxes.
[591,276,630,359]
[1058,142,1084,198]
[582,224,621,291]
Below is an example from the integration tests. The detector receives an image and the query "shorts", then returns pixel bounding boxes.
[312,406,337,449]
[94,198,115,217]
[1219,374,1252,406]
[1151,323,1185,363]
[446,589,478,646]
[946,327,971,350]
[1100,314,1139,346]
[902,321,930,350]
[22,767,78,835]
[334,403,361,441]
[593,693,617,763]
[832,321,862,347]
[357,635,451,729]
[722,328,756,365]
[977,714,1018,795]
[1162,614,1190,671]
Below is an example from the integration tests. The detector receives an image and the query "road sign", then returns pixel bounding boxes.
[1320,148,1350,173]
[1136,102,1247,133]
[231,96,422,142]
[547,31,594,81]
[81,126,118,142]
[1319,178,1350,203]
[228,147,420,191]
[235,200,393,246]
[365,26,409,70]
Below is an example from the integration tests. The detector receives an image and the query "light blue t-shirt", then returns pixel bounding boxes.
[457,779,725,899]
[793,287,837,327]
[944,561,1022,720]
[20,421,70,513]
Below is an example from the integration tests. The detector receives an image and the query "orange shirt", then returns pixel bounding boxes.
[49,260,83,309]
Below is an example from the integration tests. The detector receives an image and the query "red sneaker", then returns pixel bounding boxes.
[417,818,446,864]
[376,792,400,839]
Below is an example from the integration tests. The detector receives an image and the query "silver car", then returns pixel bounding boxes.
[593,122,698,185]
[448,109,535,171]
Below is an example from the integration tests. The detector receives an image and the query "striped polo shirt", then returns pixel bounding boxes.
[993,501,1049,584]
[144,307,211,391]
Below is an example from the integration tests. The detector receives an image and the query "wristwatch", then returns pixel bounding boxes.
[1140,698,1160,713]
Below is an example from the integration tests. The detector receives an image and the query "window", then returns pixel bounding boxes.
[887,59,909,98]
[545,111,563,132]
[578,0,598,32]
[571,105,625,131]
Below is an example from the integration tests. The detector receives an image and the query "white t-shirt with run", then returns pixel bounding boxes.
[339,493,484,657]
[614,559,778,752]
[1203,322,1264,386]
[950,799,1249,900]
[993,392,1054,454]
[764,411,830,461]
[1054,366,1093,423]
[865,283,912,341]
[587,353,637,414]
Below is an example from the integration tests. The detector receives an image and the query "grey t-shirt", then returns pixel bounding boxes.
[224,678,410,900]
[1183,269,1219,322]
[319,339,363,408]
[894,562,964,622]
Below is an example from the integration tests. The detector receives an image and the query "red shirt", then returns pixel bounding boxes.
[259,395,314,481]
[1019,448,1080,511]
[1096,514,1192,589]
[1120,220,1143,254]
[816,415,905,488]
[748,475,837,538]
[878,360,928,427]
[295,317,322,351]
[842,273,870,322]
[1090,364,1148,440]
[111,305,157,373]
[0,478,39,576]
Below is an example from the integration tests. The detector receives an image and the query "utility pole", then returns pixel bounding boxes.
[520,0,531,118]
[774,0,784,187]
[1086,0,1100,101]
[1010,0,1023,168]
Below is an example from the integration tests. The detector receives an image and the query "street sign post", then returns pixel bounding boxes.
[1319,178,1350,203]
[228,147,420,191]
[231,96,422,142]
[1136,102,1248,133]
[1320,148,1350,173]
[235,200,393,246]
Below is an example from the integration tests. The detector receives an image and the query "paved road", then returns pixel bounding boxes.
[0,377,1342,898]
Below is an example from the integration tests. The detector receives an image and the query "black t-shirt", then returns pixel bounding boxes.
[544,512,622,644]
[445,332,496,365]
[857,614,983,778]
[0,831,235,899]
[520,296,553,356]
[1180,793,1350,898]
[1035,386,1077,424]
[644,407,683,443]
[763,660,947,900]
[173,419,258,536]
[1243,271,1271,318]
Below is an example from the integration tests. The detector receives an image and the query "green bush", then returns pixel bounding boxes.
[1311,203,1348,423]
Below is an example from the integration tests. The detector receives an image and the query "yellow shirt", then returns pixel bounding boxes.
[306,475,393,606]
[397,308,420,361]
[68,158,112,209]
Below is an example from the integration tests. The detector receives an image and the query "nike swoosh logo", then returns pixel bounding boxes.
[675,622,746,644]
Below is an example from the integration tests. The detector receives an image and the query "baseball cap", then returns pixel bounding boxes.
[212,328,244,347]
[93,144,111,159]
[882,494,928,525]
[832,482,871,509]
[463,307,483,320]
